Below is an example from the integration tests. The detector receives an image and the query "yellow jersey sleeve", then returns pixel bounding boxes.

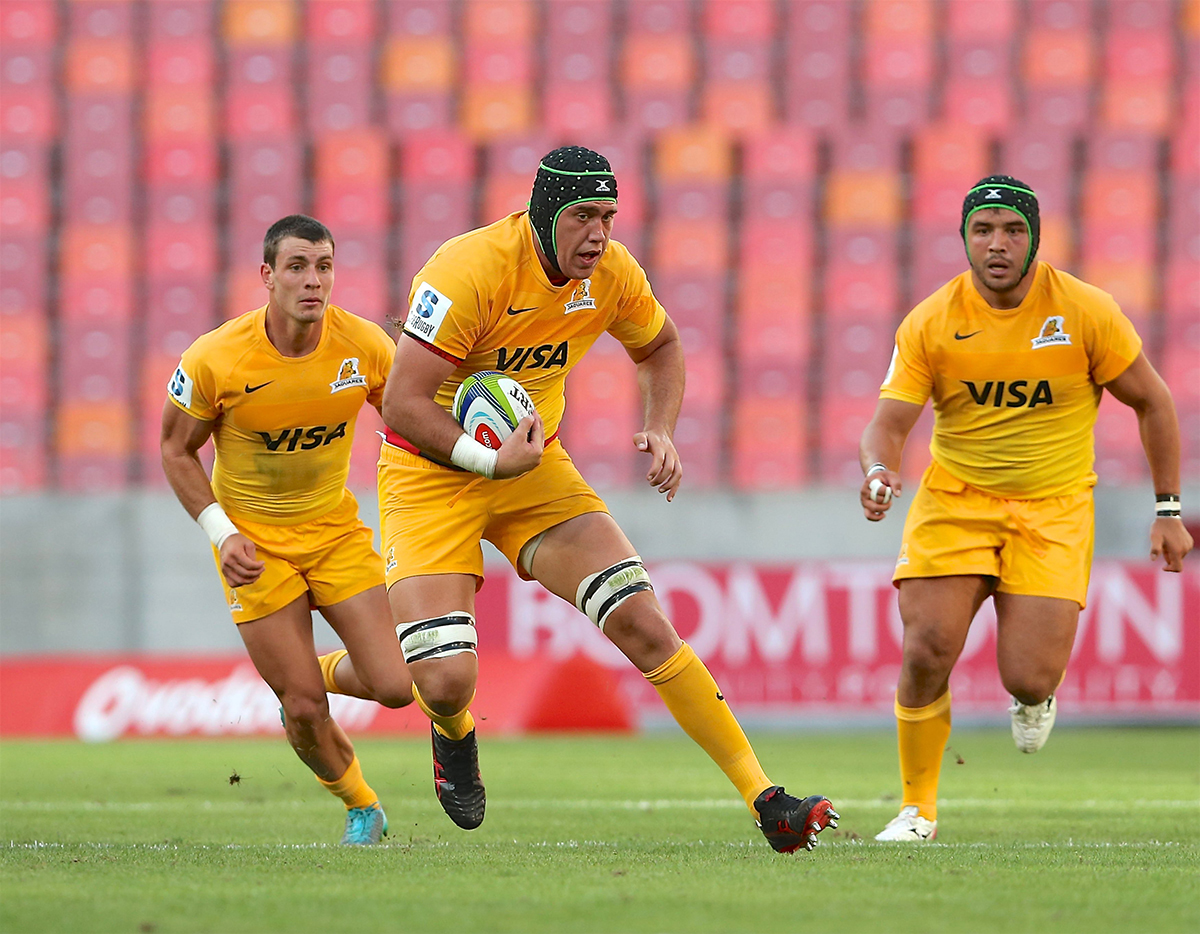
[1084,295,1142,385]
[168,334,231,422]
[363,320,397,408]
[605,243,666,350]
[879,307,934,406]
[402,268,480,362]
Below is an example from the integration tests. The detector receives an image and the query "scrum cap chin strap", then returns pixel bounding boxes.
[960,175,1040,276]
[528,146,617,276]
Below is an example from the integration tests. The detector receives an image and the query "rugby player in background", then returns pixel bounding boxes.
[859,177,1193,842]
[161,215,413,845]
[327,146,839,854]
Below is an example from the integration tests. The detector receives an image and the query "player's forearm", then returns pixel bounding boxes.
[161,447,218,520]
[859,421,907,475]
[635,338,685,435]
[1135,394,1183,494]
[383,393,467,460]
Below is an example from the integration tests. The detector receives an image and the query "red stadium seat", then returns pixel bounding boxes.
[545,1,613,42]
[817,395,879,484]
[145,39,216,89]
[225,85,297,137]
[544,85,614,136]
[399,132,474,181]
[0,411,47,493]
[731,396,807,490]
[307,46,375,132]
[820,318,895,400]
[307,0,376,41]
[1,1,58,47]
[945,0,1016,38]
[0,234,48,314]
[57,454,131,492]
[464,0,536,42]
[703,0,774,40]
[386,1,455,35]
[0,87,57,145]
[58,279,134,324]
[147,1,215,40]
[59,322,133,406]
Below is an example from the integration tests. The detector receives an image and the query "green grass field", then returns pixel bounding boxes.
[1,727,1197,934]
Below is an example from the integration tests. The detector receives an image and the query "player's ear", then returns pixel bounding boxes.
[261,262,273,288]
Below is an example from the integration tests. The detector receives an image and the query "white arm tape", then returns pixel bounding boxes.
[197,502,240,550]
[865,462,889,477]
[450,433,499,479]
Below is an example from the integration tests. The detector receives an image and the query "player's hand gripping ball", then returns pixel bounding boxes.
[452,371,537,449]
[868,477,893,504]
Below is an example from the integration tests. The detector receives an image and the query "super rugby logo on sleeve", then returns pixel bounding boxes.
[168,364,194,408]
[406,282,453,341]
[330,357,367,393]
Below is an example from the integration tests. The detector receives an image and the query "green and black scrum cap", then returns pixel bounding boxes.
[529,146,617,275]
[961,175,1040,276]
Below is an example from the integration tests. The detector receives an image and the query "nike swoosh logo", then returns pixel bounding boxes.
[506,306,537,316]
[954,330,982,340]
[244,381,274,393]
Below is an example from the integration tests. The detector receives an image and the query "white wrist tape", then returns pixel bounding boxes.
[866,462,888,477]
[450,433,499,479]
[197,502,240,550]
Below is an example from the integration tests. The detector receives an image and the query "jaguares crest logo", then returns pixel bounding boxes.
[564,278,596,314]
[1031,315,1071,348]
[330,357,368,392]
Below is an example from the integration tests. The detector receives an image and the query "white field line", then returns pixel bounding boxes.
[1,798,1197,813]
[2,839,1192,852]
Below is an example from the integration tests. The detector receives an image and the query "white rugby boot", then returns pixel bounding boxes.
[1010,694,1057,753]
[874,805,937,842]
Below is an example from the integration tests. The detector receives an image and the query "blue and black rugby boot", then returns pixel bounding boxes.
[753,785,839,853]
[430,724,486,829]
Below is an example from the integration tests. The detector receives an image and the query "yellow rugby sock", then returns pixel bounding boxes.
[317,755,378,810]
[317,650,349,695]
[895,691,952,821]
[645,643,773,812]
[412,683,476,741]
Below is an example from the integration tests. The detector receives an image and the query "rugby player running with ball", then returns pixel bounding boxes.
[326,146,839,853]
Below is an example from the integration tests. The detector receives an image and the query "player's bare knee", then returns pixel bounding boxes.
[1001,670,1057,706]
[411,656,476,715]
[361,673,414,709]
[280,691,330,728]
[903,630,959,679]
[602,598,675,657]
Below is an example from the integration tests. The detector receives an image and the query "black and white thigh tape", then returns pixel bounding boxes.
[575,557,654,630]
[396,612,478,663]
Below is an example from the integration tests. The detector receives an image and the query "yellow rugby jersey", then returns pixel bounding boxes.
[397,211,666,440]
[168,305,394,524]
[880,262,1142,498]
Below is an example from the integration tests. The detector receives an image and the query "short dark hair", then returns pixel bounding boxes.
[263,215,335,267]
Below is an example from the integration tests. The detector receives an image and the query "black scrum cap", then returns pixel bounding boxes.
[528,146,617,275]
[961,176,1040,276]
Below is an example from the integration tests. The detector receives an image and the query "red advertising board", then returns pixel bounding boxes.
[2,560,1196,740]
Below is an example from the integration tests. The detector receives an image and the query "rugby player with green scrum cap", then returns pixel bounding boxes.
[858,175,1192,841]
[321,145,841,853]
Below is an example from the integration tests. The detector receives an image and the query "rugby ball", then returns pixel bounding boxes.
[452,371,536,450]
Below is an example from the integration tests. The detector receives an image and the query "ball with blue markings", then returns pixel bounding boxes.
[452,371,536,450]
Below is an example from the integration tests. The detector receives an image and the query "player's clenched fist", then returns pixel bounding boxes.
[219,533,265,587]
[860,468,901,522]
[494,411,545,479]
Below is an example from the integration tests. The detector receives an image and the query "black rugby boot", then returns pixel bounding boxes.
[753,785,839,853]
[431,724,486,829]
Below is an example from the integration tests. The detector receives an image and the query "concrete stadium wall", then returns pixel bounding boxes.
[0,484,1192,654]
